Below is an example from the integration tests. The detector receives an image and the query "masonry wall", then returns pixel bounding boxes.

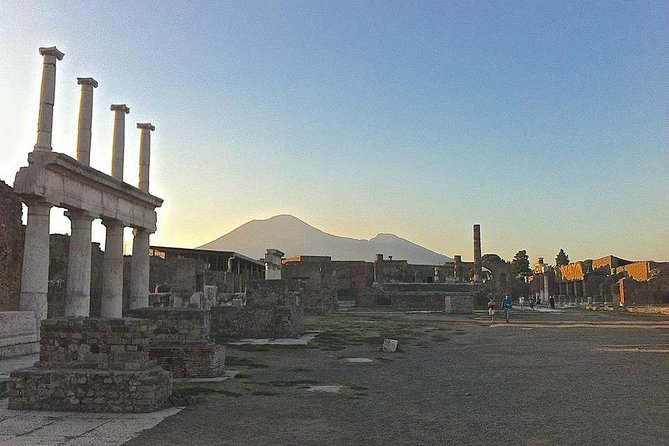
[210,305,304,338]
[0,181,23,311]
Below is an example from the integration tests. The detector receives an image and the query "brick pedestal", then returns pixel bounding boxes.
[129,308,225,378]
[8,318,171,412]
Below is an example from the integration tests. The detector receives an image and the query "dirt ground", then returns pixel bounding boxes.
[125,308,669,446]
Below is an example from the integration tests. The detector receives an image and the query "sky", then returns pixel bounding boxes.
[1,1,667,263]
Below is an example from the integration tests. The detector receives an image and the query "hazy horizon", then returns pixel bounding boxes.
[1,1,667,262]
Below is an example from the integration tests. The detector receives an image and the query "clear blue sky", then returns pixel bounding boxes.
[1,1,667,262]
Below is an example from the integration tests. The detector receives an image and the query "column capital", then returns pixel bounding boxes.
[77,77,98,88]
[137,123,155,131]
[39,46,64,60]
[64,209,95,221]
[101,218,124,228]
[111,104,130,113]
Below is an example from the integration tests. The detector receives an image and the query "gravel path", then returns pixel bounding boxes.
[125,309,669,446]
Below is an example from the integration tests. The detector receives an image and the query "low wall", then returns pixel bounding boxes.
[444,295,475,314]
[211,305,304,339]
[299,288,337,315]
[129,307,210,341]
[0,312,39,358]
[128,308,225,378]
[358,283,485,310]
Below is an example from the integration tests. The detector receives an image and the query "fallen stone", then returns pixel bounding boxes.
[382,339,398,352]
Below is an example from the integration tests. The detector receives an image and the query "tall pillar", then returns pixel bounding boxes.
[64,211,93,316]
[373,254,384,283]
[101,219,124,318]
[34,47,64,151]
[110,104,130,179]
[19,201,52,321]
[473,224,482,283]
[453,255,462,282]
[129,228,150,310]
[543,273,550,304]
[136,123,155,192]
[75,77,98,165]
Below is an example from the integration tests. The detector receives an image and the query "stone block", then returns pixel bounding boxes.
[382,339,398,352]
[0,312,40,358]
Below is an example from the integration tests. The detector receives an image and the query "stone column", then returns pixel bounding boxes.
[130,227,150,310]
[473,224,482,283]
[101,219,124,318]
[373,254,384,283]
[64,211,94,317]
[75,77,98,165]
[136,123,155,192]
[110,104,130,179]
[19,200,52,321]
[34,47,64,151]
[453,255,462,281]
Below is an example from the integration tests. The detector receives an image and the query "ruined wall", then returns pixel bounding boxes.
[620,266,669,306]
[407,264,436,283]
[210,305,304,339]
[358,283,486,310]
[0,181,23,311]
[616,261,652,282]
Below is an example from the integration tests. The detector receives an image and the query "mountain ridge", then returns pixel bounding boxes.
[198,214,452,265]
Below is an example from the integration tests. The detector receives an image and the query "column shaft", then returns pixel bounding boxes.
[34,47,64,151]
[137,123,155,192]
[473,224,482,282]
[64,212,93,317]
[101,220,124,318]
[110,104,130,180]
[19,202,52,321]
[75,78,98,165]
[130,228,150,309]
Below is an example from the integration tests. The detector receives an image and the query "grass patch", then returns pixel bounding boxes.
[225,355,269,368]
[269,379,321,388]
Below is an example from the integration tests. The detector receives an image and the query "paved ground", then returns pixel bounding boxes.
[1,308,667,445]
[0,355,181,446]
[125,308,669,446]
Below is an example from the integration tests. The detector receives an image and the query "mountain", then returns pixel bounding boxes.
[198,214,452,265]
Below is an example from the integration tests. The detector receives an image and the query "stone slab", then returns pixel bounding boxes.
[0,399,180,445]
[0,312,40,359]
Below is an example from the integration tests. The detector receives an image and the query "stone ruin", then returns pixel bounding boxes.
[129,307,225,379]
[8,46,172,412]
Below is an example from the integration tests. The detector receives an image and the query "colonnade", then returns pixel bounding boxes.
[17,47,161,323]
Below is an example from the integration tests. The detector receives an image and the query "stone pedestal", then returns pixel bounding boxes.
[8,318,171,412]
[129,308,225,379]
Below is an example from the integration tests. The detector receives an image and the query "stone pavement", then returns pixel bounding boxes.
[0,354,182,446]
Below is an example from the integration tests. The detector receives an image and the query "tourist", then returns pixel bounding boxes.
[502,294,513,323]
[487,297,496,322]
[519,295,525,310]
[549,295,555,309]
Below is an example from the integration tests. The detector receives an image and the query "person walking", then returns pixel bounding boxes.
[502,294,513,323]
[487,297,496,322]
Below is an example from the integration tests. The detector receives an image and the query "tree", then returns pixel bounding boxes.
[510,250,532,277]
[555,249,569,267]
[481,253,505,264]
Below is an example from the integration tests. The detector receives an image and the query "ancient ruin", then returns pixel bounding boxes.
[8,46,171,412]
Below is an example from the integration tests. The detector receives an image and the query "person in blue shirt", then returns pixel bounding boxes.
[501,295,513,323]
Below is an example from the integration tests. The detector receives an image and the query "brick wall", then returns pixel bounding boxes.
[0,181,23,311]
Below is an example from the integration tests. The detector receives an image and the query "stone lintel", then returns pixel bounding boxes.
[137,123,155,131]
[14,151,162,230]
[76,77,98,88]
[111,104,130,113]
[39,46,64,60]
